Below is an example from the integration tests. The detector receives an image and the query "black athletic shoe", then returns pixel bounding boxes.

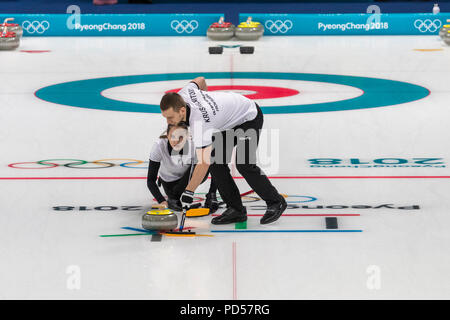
[168,198,182,212]
[260,196,287,225]
[204,192,219,214]
[211,207,247,225]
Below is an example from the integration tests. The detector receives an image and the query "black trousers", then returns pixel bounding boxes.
[160,165,217,200]
[209,104,281,212]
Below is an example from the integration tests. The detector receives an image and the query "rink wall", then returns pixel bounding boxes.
[0,13,222,36]
[1,13,449,36]
[242,13,450,35]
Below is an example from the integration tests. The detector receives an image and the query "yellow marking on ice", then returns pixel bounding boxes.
[413,49,443,52]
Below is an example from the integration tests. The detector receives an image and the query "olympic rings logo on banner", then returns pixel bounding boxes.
[413,19,442,33]
[22,20,50,34]
[170,20,199,34]
[8,159,149,169]
[264,20,293,34]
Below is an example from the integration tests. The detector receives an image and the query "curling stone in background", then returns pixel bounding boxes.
[443,31,450,46]
[0,31,20,51]
[142,209,178,231]
[439,25,450,39]
[1,18,23,38]
[207,17,235,41]
[0,18,21,51]
[235,16,264,41]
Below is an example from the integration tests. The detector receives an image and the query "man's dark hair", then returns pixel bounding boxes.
[160,92,186,111]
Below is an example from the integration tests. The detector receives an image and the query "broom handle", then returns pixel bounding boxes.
[179,155,196,232]
[179,207,187,232]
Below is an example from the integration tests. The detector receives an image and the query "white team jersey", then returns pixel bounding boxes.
[149,138,195,182]
[178,82,258,148]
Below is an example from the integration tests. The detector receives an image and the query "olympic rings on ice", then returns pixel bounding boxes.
[8,158,148,169]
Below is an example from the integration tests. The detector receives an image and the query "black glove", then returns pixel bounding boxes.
[180,190,194,209]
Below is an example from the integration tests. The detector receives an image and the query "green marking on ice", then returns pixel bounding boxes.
[235,221,247,230]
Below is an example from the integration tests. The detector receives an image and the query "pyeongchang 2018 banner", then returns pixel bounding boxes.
[241,13,450,35]
[0,13,222,36]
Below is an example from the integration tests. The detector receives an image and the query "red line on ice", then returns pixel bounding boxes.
[2,176,450,180]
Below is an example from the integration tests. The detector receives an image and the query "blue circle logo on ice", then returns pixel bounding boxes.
[35,72,429,114]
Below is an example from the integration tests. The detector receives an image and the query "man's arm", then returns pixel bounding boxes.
[191,77,208,91]
[185,145,212,192]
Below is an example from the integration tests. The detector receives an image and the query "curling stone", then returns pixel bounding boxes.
[443,31,450,46]
[235,17,264,41]
[439,25,450,39]
[142,209,178,231]
[1,18,22,38]
[0,32,20,50]
[207,17,235,41]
